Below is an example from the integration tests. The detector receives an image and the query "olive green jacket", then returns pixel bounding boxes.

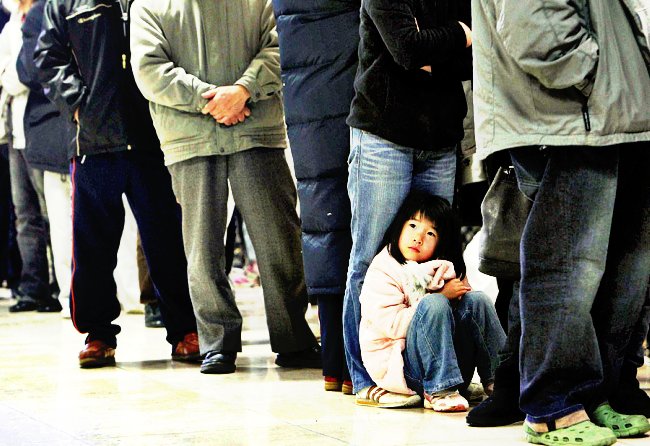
[472,0,650,158]
[130,0,286,165]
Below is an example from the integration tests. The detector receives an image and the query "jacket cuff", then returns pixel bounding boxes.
[235,76,263,103]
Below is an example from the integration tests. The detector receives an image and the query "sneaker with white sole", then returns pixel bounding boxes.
[424,390,469,412]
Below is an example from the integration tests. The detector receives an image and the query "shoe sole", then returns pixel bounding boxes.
[526,433,616,446]
[466,413,526,427]
[610,423,650,438]
[324,382,343,392]
[342,383,354,395]
[172,354,202,363]
[356,394,422,409]
[79,356,116,368]
[200,364,236,374]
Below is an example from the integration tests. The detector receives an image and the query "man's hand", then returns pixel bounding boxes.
[440,278,471,300]
[201,85,251,126]
[420,65,432,73]
[459,21,472,48]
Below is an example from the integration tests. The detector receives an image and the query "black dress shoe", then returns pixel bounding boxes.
[275,345,322,368]
[37,299,63,313]
[200,351,237,374]
[9,300,39,312]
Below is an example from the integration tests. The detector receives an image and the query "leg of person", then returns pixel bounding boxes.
[114,196,141,314]
[71,154,127,368]
[8,148,49,311]
[403,295,465,411]
[511,146,618,445]
[411,146,457,205]
[344,128,417,396]
[609,286,650,416]
[588,145,650,437]
[453,291,506,391]
[467,280,526,426]
[137,232,163,328]
[43,172,72,312]
[228,148,319,363]
[318,294,351,392]
[168,155,239,373]
[0,144,11,284]
[125,150,198,361]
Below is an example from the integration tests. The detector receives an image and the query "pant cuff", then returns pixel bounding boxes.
[526,409,589,433]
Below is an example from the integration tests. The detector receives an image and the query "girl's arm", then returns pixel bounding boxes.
[360,266,416,340]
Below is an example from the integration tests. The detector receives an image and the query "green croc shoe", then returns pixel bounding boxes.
[525,420,617,446]
[592,403,650,438]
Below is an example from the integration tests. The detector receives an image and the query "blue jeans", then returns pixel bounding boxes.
[403,292,505,395]
[510,144,650,425]
[8,148,49,302]
[343,128,457,393]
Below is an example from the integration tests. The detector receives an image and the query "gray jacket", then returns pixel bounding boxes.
[472,0,650,159]
[130,0,286,166]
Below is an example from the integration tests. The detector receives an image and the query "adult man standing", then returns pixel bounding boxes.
[130,0,320,374]
[471,0,650,444]
[35,0,199,367]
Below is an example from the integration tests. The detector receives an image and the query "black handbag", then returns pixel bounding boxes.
[477,166,532,280]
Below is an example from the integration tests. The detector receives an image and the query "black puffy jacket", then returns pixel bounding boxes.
[346,0,472,151]
[17,0,74,173]
[273,0,359,296]
[35,0,158,157]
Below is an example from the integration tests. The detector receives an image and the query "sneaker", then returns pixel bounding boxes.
[355,385,421,408]
[460,382,487,404]
[591,403,650,438]
[200,351,237,374]
[144,303,165,328]
[524,420,616,446]
[275,345,322,368]
[172,332,201,362]
[424,390,469,412]
[342,380,354,395]
[79,340,116,368]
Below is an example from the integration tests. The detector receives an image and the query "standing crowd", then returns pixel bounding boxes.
[0,1,648,446]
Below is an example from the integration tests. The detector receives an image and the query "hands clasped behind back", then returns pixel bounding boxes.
[201,84,251,126]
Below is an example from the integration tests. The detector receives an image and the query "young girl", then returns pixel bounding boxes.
[358,192,506,411]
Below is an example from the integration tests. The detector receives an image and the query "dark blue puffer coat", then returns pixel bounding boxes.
[272,0,360,296]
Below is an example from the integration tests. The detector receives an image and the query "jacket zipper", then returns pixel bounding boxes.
[117,0,132,150]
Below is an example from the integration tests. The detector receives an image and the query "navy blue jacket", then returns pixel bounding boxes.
[272,0,359,296]
[17,0,73,174]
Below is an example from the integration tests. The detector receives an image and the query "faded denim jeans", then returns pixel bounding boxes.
[509,144,650,425]
[343,127,456,393]
[402,292,505,396]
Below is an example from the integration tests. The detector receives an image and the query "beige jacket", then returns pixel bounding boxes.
[130,0,286,165]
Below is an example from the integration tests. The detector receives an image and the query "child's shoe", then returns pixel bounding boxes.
[524,420,616,446]
[355,385,421,408]
[591,403,650,438]
[341,380,353,395]
[424,390,469,412]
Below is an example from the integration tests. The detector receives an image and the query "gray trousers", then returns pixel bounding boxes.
[168,148,317,354]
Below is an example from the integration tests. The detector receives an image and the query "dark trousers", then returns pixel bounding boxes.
[317,294,349,379]
[70,150,196,348]
[0,144,21,288]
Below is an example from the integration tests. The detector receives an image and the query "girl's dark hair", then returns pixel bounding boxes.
[383,191,466,278]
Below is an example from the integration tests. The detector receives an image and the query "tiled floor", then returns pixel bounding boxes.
[1,287,649,445]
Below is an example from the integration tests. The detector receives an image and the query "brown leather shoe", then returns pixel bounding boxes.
[172,332,201,362]
[79,340,116,368]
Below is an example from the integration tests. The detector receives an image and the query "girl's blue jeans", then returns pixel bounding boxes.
[342,127,457,393]
[403,292,506,395]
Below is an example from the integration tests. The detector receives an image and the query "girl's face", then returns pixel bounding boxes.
[398,213,438,263]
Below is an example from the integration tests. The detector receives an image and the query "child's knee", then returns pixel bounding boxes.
[417,294,452,318]
[459,291,494,315]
